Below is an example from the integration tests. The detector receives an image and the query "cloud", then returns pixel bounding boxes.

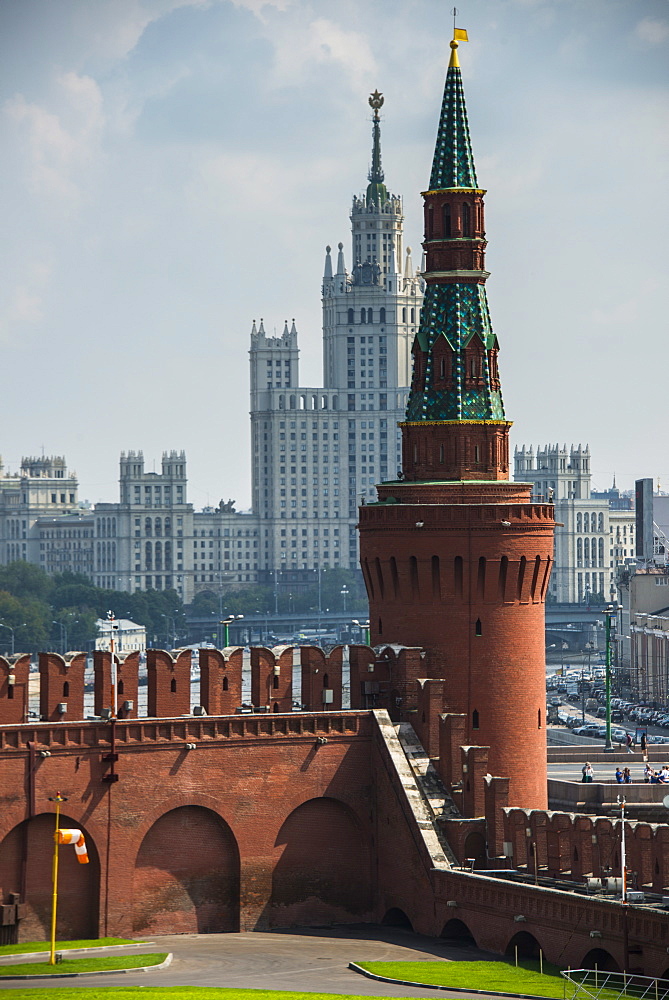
[270,16,378,91]
[3,72,104,201]
[0,259,52,344]
[635,16,669,47]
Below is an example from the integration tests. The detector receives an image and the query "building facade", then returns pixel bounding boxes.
[0,456,97,578]
[0,450,260,604]
[514,444,635,603]
[250,93,423,578]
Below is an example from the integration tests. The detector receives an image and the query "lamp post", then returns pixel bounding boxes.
[52,621,67,656]
[604,605,617,753]
[221,615,244,647]
[0,622,26,656]
[48,792,68,965]
[340,585,349,612]
[581,641,593,723]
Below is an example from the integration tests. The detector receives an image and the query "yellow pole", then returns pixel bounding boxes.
[49,795,62,965]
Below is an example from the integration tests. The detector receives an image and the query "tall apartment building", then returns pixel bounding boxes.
[514,444,635,603]
[250,93,424,577]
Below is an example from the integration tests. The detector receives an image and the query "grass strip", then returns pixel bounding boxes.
[358,959,566,998]
[0,937,139,956]
[358,961,635,1000]
[0,952,167,977]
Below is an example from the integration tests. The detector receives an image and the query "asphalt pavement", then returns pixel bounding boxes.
[0,926,528,997]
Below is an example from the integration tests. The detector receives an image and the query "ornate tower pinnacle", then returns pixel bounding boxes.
[366,90,388,208]
[401,29,511,483]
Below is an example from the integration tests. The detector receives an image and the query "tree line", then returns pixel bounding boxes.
[0,562,369,655]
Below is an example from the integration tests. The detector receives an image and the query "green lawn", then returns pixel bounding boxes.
[359,959,566,997]
[0,937,139,957]
[0,952,167,977]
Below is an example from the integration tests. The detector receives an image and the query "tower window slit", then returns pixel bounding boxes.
[477,556,486,599]
[410,555,419,598]
[517,555,527,601]
[390,556,400,598]
[475,618,482,636]
[472,709,479,730]
[375,557,385,597]
[431,555,441,599]
[498,555,508,602]
[454,556,463,599]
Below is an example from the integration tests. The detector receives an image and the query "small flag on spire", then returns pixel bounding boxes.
[57,828,89,864]
[454,28,468,41]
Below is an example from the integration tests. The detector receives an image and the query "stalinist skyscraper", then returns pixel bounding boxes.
[250,94,424,581]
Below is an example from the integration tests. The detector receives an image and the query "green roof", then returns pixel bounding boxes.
[406,282,505,422]
[429,60,478,190]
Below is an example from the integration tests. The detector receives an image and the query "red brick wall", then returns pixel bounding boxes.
[94,651,139,719]
[0,656,30,726]
[147,649,191,717]
[271,797,372,927]
[39,653,86,722]
[0,812,99,941]
[133,805,239,935]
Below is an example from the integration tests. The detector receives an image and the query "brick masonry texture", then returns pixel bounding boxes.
[2,710,669,976]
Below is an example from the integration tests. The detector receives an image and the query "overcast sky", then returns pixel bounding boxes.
[1,0,668,510]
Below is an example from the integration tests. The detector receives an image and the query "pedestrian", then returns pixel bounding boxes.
[582,762,594,783]
[644,762,653,783]
[640,731,648,757]
[615,767,623,783]
[626,732,634,754]
[623,767,632,784]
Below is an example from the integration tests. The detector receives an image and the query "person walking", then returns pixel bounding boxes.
[626,732,634,754]
[640,731,648,757]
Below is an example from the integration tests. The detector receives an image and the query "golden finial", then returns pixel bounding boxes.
[449,8,468,68]
[369,89,384,121]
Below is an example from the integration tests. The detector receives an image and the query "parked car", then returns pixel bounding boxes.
[573,724,605,737]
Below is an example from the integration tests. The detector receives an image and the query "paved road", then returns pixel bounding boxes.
[547,759,659,782]
[0,926,529,997]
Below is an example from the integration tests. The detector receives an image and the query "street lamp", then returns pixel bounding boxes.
[0,622,27,656]
[340,585,349,612]
[52,621,68,656]
[220,615,244,647]
[604,605,617,753]
[581,641,593,723]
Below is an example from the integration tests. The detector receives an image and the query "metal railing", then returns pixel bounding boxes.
[563,968,669,1000]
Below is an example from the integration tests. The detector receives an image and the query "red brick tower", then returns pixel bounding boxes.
[358,32,554,809]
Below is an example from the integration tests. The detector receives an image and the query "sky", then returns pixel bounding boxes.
[1,0,668,511]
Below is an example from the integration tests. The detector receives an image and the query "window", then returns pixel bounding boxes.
[442,203,451,236]
[462,202,471,236]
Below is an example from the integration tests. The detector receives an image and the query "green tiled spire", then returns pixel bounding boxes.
[406,282,505,421]
[429,47,478,190]
[406,35,505,424]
